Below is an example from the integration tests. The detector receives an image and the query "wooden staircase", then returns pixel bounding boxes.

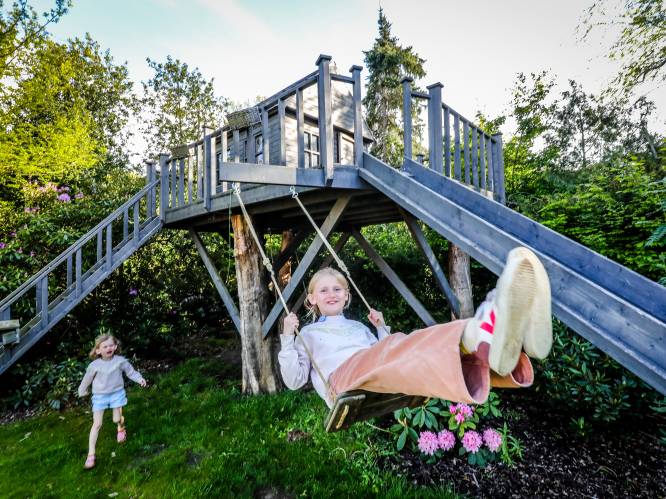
[0,176,162,374]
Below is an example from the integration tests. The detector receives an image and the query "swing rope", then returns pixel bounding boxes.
[289,186,390,337]
[232,183,333,397]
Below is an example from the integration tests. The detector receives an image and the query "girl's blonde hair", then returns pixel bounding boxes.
[89,334,120,359]
[305,267,351,322]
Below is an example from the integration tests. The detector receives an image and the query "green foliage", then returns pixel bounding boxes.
[390,393,519,468]
[363,8,426,166]
[534,319,665,425]
[581,0,666,95]
[141,56,229,156]
[9,357,85,410]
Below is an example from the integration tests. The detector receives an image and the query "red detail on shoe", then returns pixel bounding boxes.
[480,309,496,334]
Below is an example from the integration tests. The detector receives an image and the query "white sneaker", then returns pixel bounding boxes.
[463,247,549,375]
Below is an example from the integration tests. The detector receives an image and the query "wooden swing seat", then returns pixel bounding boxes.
[324,390,426,432]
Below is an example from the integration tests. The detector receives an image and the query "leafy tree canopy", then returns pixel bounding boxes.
[581,0,666,96]
[141,56,229,157]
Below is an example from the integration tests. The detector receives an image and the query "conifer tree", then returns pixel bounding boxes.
[363,8,426,166]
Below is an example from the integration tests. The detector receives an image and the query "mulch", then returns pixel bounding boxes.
[380,390,666,498]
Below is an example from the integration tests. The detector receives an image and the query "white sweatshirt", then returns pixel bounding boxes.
[278,315,390,407]
[78,355,145,396]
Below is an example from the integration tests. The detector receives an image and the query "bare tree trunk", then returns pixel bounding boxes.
[448,243,474,320]
[231,213,280,395]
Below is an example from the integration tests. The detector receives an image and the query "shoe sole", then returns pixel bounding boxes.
[516,248,552,359]
[488,248,537,376]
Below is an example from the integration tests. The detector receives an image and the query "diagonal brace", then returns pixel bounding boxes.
[189,229,241,335]
[401,209,461,318]
[351,228,435,327]
[262,196,352,337]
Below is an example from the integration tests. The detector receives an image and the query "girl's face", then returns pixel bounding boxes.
[96,338,118,359]
[308,275,348,317]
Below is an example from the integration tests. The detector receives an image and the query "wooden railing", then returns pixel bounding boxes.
[159,55,364,213]
[402,78,505,204]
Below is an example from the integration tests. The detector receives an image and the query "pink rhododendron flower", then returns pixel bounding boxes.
[437,430,455,451]
[10,231,16,237]
[58,186,70,192]
[29,251,35,257]
[417,431,439,456]
[57,193,71,202]
[75,192,84,199]
[455,413,466,424]
[0,242,5,249]
[483,429,502,452]
[458,404,473,418]
[449,404,457,414]
[461,430,483,453]
[129,288,138,296]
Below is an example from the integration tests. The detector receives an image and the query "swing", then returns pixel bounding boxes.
[232,183,427,432]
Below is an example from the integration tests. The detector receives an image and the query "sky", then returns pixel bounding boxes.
[42,0,665,160]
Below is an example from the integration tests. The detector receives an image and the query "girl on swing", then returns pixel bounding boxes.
[279,246,552,408]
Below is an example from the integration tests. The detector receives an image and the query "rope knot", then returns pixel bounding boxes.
[262,257,273,273]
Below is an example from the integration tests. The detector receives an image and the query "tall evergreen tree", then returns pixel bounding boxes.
[363,8,425,166]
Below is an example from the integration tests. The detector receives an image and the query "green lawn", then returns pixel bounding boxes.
[0,357,455,498]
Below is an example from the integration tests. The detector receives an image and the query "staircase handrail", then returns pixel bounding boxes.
[0,178,160,309]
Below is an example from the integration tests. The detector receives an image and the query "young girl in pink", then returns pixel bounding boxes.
[78,334,147,469]
[279,246,552,408]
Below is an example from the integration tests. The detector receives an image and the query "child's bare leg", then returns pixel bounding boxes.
[113,407,126,442]
[88,410,104,456]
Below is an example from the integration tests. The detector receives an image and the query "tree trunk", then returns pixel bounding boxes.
[448,243,474,320]
[231,213,280,395]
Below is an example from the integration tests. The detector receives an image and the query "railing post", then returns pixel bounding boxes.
[316,54,334,180]
[278,98,287,166]
[203,125,213,211]
[492,133,506,204]
[0,305,10,321]
[402,77,413,165]
[159,153,169,221]
[145,160,156,218]
[427,82,443,173]
[105,223,113,271]
[39,276,48,328]
[261,108,270,164]
[297,88,305,168]
[351,65,364,167]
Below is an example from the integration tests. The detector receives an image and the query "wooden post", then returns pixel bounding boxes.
[316,54,334,180]
[448,244,474,320]
[262,108,270,164]
[278,98,287,166]
[296,88,305,168]
[492,133,506,204]
[351,65,364,167]
[231,213,280,394]
[145,160,156,217]
[203,126,213,211]
[427,83,443,173]
[402,77,413,164]
[159,153,169,221]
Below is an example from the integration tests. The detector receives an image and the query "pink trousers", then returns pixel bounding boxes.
[329,320,533,404]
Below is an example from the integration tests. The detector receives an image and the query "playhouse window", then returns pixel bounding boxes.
[304,131,320,167]
[255,135,264,164]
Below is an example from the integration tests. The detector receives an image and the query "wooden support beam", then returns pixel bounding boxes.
[216,163,368,189]
[272,229,311,273]
[189,229,241,335]
[400,209,461,318]
[351,228,435,326]
[262,196,351,337]
[292,232,352,315]
[402,77,413,163]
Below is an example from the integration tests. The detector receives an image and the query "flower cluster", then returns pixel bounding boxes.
[417,430,456,455]
[449,403,473,424]
[418,428,502,456]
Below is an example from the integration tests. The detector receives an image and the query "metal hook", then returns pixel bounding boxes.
[289,186,298,198]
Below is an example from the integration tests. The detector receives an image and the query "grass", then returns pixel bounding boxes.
[0,357,456,498]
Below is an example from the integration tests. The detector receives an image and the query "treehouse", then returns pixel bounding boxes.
[1,55,664,430]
